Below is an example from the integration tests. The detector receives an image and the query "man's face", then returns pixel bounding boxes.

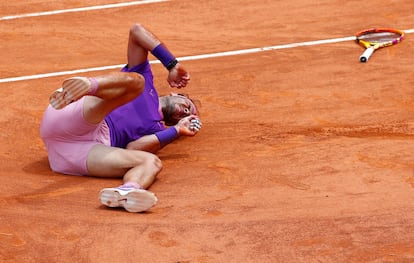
[170,94,198,123]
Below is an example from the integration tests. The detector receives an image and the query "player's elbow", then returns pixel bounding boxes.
[129,23,147,41]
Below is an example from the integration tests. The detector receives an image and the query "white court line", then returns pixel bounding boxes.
[0,29,413,83]
[0,36,355,83]
[0,0,167,21]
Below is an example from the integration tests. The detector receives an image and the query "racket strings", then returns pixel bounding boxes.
[358,32,401,42]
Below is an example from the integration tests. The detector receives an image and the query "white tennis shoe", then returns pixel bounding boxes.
[99,185,158,213]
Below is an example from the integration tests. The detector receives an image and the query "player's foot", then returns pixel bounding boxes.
[99,185,158,213]
[49,77,94,109]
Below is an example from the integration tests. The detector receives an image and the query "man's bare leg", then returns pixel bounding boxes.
[49,72,144,123]
[88,145,162,213]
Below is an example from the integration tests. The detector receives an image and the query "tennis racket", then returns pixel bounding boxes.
[356,28,404,62]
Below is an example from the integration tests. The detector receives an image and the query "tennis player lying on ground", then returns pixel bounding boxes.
[40,23,202,213]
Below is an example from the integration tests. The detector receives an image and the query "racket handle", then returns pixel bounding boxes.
[360,47,374,63]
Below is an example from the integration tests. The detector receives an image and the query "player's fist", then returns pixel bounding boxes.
[175,116,201,136]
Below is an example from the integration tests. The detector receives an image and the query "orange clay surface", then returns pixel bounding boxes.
[0,0,414,262]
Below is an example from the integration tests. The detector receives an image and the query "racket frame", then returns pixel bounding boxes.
[355,28,404,62]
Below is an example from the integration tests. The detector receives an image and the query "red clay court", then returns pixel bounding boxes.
[0,0,413,262]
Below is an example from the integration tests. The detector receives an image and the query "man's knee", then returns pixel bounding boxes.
[123,72,145,98]
[144,153,163,173]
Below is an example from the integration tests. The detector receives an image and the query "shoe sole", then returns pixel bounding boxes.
[49,77,91,109]
[99,188,158,213]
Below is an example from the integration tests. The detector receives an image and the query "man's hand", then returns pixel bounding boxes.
[175,115,202,136]
[167,63,190,88]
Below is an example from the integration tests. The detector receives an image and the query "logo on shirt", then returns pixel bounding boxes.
[149,88,155,97]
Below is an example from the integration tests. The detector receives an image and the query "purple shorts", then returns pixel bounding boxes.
[40,97,110,175]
